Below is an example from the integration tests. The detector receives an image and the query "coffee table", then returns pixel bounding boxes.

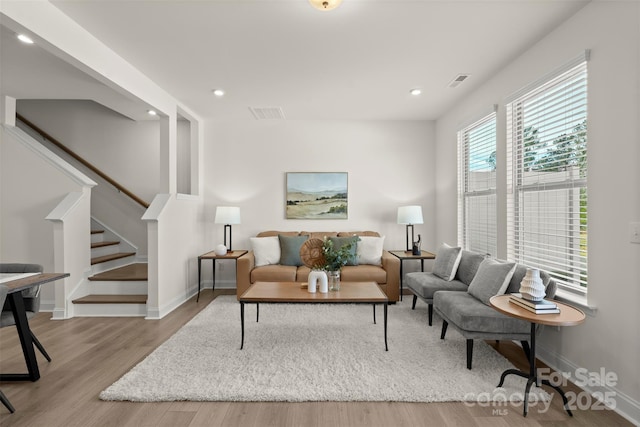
[239,281,389,351]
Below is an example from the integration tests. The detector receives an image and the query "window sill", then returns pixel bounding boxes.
[554,289,597,317]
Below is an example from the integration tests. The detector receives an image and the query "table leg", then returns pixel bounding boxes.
[0,294,40,382]
[197,256,202,302]
[399,259,404,301]
[384,302,388,351]
[496,322,573,417]
[372,304,376,324]
[256,303,259,322]
[240,302,245,350]
[212,259,217,293]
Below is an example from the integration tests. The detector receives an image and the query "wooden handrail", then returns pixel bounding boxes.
[16,113,150,209]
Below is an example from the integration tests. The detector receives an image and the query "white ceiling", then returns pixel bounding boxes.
[2,0,590,122]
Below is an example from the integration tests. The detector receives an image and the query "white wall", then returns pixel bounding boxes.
[435,1,640,421]
[0,125,92,310]
[203,119,436,285]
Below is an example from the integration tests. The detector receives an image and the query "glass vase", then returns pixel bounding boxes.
[328,270,341,291]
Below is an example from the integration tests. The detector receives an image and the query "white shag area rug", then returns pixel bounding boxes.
[100,295,548,403]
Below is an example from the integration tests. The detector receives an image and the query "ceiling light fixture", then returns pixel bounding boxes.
[309,0,342,11]
[147,109,157,116]
[17,34,34,44]
[212,89,225,97]
[410,88,422,96]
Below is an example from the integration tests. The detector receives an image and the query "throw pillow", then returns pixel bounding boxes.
[357,236,385,266]
[278,235,308,266]
[328,236,359,266]
[467,258,517,305]
[250,236,281,267]
[432,243,463,281]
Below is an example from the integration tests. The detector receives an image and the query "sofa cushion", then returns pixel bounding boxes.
[405,272,468,301]
[251,265,298,283]
[434,291,529,334]
[341,265,387,284]
[455,250,487,286]
[250,236,281,267]
[432,243,462,281]
[467,258,516,305]
[329,236,359,266]
[357,236,385,265]
[278,235,308,266]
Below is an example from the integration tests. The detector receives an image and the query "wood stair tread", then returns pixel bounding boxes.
[72,294,147,304]
[91,240,120,249]
[91,229,105,234]
[91,252,135,265]
[89,263,148,281]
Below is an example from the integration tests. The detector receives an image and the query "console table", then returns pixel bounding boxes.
[489,295,585,417]
[197,250,247,302]
[1,272,69,382]
[389,250,435,301]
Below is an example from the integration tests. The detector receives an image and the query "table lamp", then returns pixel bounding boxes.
[397,205,423,252]
[215,206,241,252]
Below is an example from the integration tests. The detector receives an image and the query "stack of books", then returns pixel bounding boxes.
[509,293,560,314]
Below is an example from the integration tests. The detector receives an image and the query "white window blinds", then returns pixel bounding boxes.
[506,60,588,294]
[458,113,497,256]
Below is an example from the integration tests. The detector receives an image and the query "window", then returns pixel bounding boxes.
[458,112,497,256]
[506,57,588,294]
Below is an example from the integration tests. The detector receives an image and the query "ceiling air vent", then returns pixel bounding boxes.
[448,74,470,88]
[249,106,286,120]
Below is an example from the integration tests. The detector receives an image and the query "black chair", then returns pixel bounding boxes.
[0,264,51,362]
[0,284,15,413]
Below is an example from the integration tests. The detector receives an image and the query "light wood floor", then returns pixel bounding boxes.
[0,290,632,427]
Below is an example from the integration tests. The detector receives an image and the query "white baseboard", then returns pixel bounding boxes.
[536,342,640,426]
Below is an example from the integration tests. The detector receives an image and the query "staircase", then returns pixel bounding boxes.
[71,220,148,316]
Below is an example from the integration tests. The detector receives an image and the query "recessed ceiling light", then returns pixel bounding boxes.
[212,89,225,97]
[410,88,422,96]
[17,34,34,44]
[147,110,157,116]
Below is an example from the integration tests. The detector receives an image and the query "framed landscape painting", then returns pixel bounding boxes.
[286,172,348,219]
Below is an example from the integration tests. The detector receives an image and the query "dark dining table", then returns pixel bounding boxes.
[0,272,69,382]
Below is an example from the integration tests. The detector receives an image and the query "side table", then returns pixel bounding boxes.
[197,250,247,302]
[389,250,436,301]
[489,295,586,417]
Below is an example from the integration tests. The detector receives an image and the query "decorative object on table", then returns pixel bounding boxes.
[397,205,423,252]
[509,293,559,314]
[307,270,328,293]
[214,206,241,251]
[286,172,348,219]
[327,270,340,291]
[214,244,227,256]
[518,268,545,301]
[299,236,359,292]
[412,234,422,256]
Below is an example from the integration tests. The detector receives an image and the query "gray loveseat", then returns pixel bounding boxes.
[405,247,557,369]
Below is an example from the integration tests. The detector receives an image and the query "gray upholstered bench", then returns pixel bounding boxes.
[405,245,557,369]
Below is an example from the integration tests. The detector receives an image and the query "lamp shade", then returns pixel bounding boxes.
[397,206,423,225]
[214,206,241,224]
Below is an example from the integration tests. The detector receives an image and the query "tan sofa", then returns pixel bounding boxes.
[236,231,400,301]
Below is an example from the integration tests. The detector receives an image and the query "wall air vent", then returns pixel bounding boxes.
[448,74,470,88]
[249,106,286,120]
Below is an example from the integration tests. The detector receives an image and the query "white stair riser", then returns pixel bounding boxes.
[90,233,105,244]
[88,280,147,295]
[91,256,136,274]
[73,303,146,317]
[91,245,121,258]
